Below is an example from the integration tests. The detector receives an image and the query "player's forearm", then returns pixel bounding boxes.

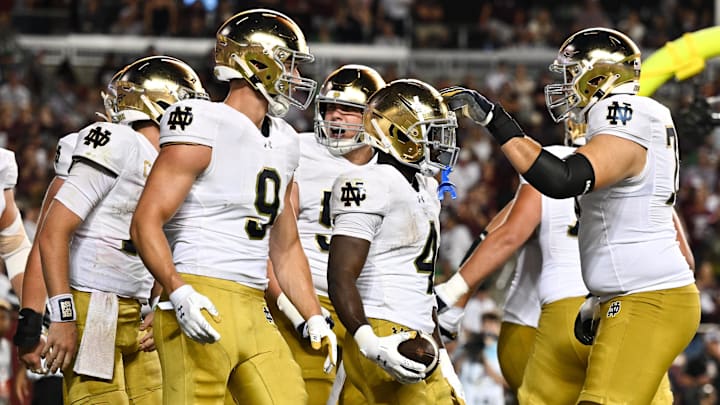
[21,177,64,311]
[274,242,321,319]
[460,226,524,289]
[131,217,184,293]
[328,275,367,336]
[20,242,47,312]
[38,230,72,297]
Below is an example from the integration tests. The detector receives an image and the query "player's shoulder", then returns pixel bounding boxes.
[160,98,220,146]
[74,121,137,175]
[0,147,16,189]
[331,165,389,213]
[54,132,80,177]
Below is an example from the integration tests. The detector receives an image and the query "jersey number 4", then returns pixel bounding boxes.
[666,127,680,205]
[415,221,438,294]
[316,191,332,252]
[246,168,281,239]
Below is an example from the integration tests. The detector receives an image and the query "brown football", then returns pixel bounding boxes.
[396,331,440,376]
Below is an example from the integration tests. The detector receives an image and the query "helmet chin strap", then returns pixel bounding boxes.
[231,54,290,118]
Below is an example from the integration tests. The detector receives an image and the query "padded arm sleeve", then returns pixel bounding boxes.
[522,150,595,199]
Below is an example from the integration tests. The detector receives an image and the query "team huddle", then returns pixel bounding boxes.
[1,6,701,405]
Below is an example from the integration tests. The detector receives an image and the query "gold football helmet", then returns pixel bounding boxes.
[545,27,641,122]
[214,8,316,117]
[364,79,459,175]
[314,64,385,156]
[104,55,208,125]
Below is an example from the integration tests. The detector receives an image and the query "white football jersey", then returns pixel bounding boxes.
[502,236,541,328]
[53,132,79,178]
[160,100,300,290]
[0,148,17,215]
[331,164,440,334]
[64,122,157,299]
[521,145,588,305]
[295,132,375,296]
[581,94,695,299]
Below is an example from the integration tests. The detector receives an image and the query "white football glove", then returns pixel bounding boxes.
[438,306,465,340]
[354,325,426,384]
[306,314,338,373]
[439,348,466,401]
[169,285,221,344]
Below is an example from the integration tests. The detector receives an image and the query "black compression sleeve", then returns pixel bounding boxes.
[486,103,526,145]
[523,150,595,199]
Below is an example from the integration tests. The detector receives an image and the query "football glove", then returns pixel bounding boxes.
[437,306,464,340]
[574,295,600,345]
[306,314,338,374]
[354,325,426,384]
[169,285,221,344]
[440,86,495,126]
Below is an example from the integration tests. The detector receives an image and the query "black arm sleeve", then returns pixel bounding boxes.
[522,149,596,199]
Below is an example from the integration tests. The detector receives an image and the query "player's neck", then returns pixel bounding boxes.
[132,121,160,150]
[225,80,268,129]
[343,146,374,165]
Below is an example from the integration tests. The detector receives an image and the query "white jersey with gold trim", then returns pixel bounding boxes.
[581,94,695,299]
[66,122,157,299]
[54,132,79,178]
[295,132,375,297]
[331,164,440,334]
[522,145,588,305]
[0,148,17,215]
[160,99,299,290]
[502,236,541,327]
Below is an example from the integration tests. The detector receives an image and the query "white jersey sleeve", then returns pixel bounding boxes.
[330,168,389,238]
[587,94,661,148]
[0,149,17,189]
[73,122,134,176]
[159,99,217,147]
[54,132,79,178]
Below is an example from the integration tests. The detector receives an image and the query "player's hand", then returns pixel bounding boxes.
[354,325,426,384]
[138,311,156,352]
[306,314,338,373]
[439,348,466,401]
[574,295,600,345]
[41,322,78,374]
[18,334,46,374]
[169,285,221,344]
[437,306,464,340]
[440,86,495,126]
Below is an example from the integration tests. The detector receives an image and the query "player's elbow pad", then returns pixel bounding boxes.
[0,213,31,280]
[522,150,595,199]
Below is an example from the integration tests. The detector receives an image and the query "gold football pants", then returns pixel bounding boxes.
[63,290,162,405]
[497,321,537,392]
[154,274,306,405]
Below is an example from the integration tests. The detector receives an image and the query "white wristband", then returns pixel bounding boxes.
[435,273,470,308]
[277,292,305,329]
[49,294,76,322]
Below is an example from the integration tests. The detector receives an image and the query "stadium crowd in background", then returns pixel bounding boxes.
[0,0,717,404]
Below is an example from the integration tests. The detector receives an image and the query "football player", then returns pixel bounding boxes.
[266,64,384,405]
[444,28,699,404]
[38,55,208,403]
[327,79,463,404]
[129,9,336,405]
[0,147,31,302]
[15,131,77,374]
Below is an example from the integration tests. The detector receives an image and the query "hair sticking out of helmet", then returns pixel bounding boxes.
[104,56,208,125]
[213,8,317,117]
[314,64,386,156]
[364,79,459,176]
[545,27,641,123]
